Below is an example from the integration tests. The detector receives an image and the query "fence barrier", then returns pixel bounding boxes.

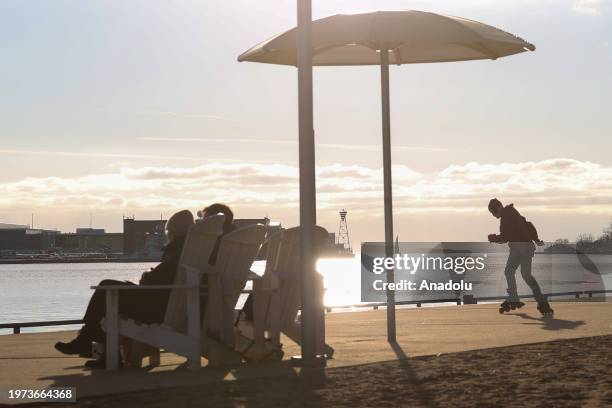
[1,290,609,334]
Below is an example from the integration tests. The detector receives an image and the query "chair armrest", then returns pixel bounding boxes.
[91,284,200,290]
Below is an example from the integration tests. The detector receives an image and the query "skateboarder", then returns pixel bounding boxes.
[487,198,554,316]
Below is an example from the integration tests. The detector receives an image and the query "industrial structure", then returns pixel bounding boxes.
[337,209,351,252]
[122,217,167,257]
[0,211,356,260]
[0,223,59,251]
[320,210,353,257]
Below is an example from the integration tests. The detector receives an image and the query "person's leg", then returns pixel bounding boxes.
[519,251,544,302]
[55,279,133,356]
[504,248,522,302]
[82,279,127,328]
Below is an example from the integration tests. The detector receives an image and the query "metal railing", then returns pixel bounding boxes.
[0,319,82,334]
[1,289,609,334]
[325,289,610,312]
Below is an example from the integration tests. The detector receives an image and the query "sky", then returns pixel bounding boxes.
[0,0,611,245]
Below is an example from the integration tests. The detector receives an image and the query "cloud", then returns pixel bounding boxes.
[1,159,611,222]
[572,0,604,14]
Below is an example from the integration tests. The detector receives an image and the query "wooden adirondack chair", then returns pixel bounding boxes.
[93,216,267,370]
[199,223,267,366]
[246,225,333,358]
[126,214,234,368]
[91,214,225,370]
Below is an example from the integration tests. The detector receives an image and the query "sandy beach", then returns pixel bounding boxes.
[31,335,612,408]
[1,301,611,407]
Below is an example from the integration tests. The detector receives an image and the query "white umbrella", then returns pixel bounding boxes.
[239,10,535,343]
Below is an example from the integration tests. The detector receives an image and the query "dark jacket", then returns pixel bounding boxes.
[129,235,186,323]
[140,235,186,285]
[491,204,534,243]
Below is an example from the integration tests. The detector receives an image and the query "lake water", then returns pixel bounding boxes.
[1,254,610,334]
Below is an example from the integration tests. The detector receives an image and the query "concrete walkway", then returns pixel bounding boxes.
[1,301,610,404]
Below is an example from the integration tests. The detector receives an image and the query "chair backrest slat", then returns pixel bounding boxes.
[163,215,225,330]
[264,226,328,327]
[204,224,267,337]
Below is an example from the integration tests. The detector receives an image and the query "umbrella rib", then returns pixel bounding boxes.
[443,13,535,51]
[433,13,500,60]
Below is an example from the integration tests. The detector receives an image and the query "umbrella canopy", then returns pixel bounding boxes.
[238,10,535,66]
[239,9,534,344]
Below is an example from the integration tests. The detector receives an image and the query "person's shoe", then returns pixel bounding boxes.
[54,331,92,358]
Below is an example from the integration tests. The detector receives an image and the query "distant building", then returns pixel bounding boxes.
[233,218,283,234]
[123,217,166,256]
[0,223,29,230]
[233,217,271,229]
[56,229,123,252]
[267,221,283,236]
[0,223,59,250]
[75,228,106,235]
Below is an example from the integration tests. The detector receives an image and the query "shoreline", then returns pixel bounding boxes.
[0,258,157,265]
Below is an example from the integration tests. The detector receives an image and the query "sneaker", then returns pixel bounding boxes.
[54,331,93,358]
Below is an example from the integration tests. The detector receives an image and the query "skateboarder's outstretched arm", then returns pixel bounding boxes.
[488,215,511,243]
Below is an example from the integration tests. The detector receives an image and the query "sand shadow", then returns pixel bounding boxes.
[38,362,233,394]
[513,313,585,331]
[39,357,309,406]
[390,342,438,408]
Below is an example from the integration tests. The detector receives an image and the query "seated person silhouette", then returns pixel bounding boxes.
[54,209,194,368]
[197,203,238,316]
[199,203,237,264]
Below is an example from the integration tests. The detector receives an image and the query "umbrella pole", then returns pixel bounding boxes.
[292,0,325,367]
[380,48,396,342]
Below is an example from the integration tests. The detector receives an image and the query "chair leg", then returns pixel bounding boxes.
[105,290,120,370]
[269,292,282,347]
[186,275,201,371]
[121,337,143,368]
[252,280,266,347]
[149,348,161,367]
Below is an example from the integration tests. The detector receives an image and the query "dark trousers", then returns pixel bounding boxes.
[82,279,137,341]
[82,279,169,342]
[83,279,135,328]
[504,243,544,302]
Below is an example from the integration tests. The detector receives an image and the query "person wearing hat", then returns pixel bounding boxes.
[54,209,195,367]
